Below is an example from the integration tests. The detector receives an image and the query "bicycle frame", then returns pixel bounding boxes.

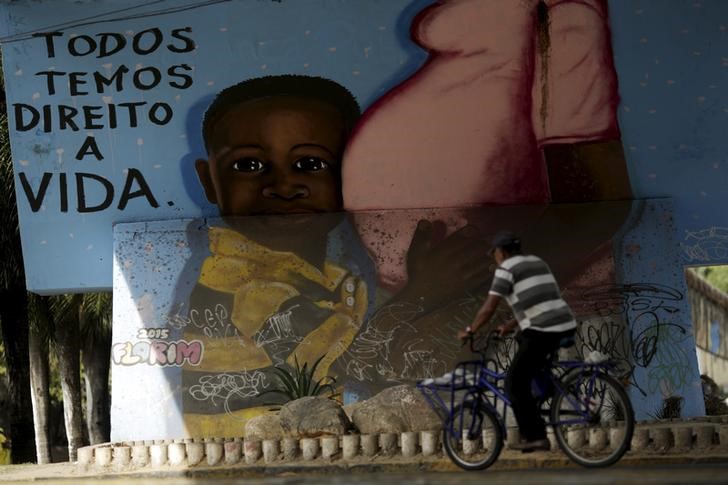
[417,347,620,437]
[422,332,635,470]
[546,360,619,426]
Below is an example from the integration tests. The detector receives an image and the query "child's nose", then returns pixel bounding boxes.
[262,176,310,200]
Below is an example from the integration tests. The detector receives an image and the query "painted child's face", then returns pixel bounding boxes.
[196,96,345,217]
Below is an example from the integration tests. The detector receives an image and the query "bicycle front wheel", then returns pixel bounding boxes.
[551,371,634,467]
[443,399,503,471]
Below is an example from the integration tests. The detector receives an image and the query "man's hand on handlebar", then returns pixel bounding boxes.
[457,318,518,342]
[457,294,505,342]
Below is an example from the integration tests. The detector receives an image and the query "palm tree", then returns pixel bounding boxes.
[48,291,113,458]
[50,294,86,461]
[0,59,113,460]
[79,292,112,445]
[28,294,53,464]
[0,108,36,463]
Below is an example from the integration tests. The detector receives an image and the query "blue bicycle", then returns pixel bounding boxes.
[417,331,634,470]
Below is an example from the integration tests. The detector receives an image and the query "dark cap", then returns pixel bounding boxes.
[490,231,521,254]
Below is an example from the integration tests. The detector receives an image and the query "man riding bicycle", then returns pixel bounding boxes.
[457,231,577,452]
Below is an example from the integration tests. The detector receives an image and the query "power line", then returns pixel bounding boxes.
[0,0,233,44]
[1,0,169,41]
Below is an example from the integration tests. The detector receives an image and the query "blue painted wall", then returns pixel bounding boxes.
[1,0,726,292]
[1,0,726,430]
[0,0,430,292]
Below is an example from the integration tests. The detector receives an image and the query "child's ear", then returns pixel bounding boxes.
[195,158,218,205]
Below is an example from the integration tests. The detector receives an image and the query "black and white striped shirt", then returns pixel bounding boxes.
[489,254,577,333]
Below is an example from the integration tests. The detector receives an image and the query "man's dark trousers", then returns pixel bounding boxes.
[505,327,575,441]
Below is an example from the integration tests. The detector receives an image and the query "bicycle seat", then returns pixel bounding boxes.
[546,335,575,363]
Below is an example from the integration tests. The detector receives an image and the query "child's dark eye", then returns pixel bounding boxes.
[294,157,329,172]
[232,158,265,173]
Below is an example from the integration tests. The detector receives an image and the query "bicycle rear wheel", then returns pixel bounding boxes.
[443,399,503,471]
[551,371,634,467]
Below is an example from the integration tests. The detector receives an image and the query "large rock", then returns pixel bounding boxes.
[351,385,442,434]
[280,397,352,438]
[244,413,284,440]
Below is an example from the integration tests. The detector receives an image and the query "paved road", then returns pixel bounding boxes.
[7,463,727,485]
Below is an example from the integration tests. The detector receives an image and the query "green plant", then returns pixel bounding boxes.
[648,395,683,420]
[259,354,337,404]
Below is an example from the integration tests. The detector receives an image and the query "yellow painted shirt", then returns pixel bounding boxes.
[181,226,368,437]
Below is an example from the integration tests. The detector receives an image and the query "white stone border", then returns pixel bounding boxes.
[77,418,728,470]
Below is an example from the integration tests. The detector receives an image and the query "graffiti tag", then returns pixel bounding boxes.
[188,370,269,413]
[112,339,203,366]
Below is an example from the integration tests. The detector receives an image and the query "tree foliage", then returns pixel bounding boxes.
[0,114,23,290]
[693,265,728,294]
[0,50,116,462]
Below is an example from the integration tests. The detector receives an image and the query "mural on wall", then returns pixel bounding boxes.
[112,199,695,440]
[168,49,635,436]
[574,284,691,400]
[3,0,726,440]
[132,66,637,435]
[342,0,633,291]
[0,0,430,292]
[0,0,638,293]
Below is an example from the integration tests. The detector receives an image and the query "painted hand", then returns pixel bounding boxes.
[400,220,490,312]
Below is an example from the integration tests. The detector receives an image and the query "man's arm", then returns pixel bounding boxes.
[456,293,502,340]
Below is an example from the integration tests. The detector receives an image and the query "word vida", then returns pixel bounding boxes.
[112,339,203,367]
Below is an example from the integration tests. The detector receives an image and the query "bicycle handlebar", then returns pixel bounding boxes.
[461,329,515,355]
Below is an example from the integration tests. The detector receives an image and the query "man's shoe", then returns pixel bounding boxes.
[509,438,550,452]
